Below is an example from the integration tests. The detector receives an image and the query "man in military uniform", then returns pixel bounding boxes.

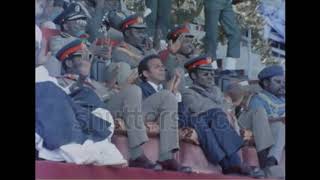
[54,38,142,126]
[49,2,131,84]
[160,25,218,90]
[180,56,264,177]
[54,38,116,102]
[204,0,241,72]
[162,25,197,66]
[237,65,285,178]
[108,11,157,68]
[51,1,92,45]
[36,25,127,166]
[46,1,93,76]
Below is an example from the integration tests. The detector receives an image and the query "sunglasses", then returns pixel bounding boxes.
[73,50,93,62]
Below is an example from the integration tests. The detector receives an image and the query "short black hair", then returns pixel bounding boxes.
[138,54,161,81]
[259,77,271,89]
[122,28,130,36]
[61,58,71,73]
[61,59,68,73]
[60,22,66,31]
[188,68,198,81]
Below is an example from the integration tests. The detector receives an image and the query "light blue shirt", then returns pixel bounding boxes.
[249,90,285,118]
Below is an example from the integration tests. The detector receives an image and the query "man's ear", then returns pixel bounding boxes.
[123,29,131,37]
[190,71,197,81]
[62,23,68,31]
[262,79,270,89]
[64,59,73,69]
[142,70,149,80]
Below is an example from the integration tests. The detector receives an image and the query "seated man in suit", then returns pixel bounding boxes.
[107,11,156,68]
[137,54,192,173]
[237,65,285,178]
[180,55,264,177]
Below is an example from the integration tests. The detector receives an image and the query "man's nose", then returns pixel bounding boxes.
[188,44,194,48]
[81,21,87,27]
[208,73,215,77]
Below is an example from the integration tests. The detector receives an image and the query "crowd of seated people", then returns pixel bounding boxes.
[36,0,285,179]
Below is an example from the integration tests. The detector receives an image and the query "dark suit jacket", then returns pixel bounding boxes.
[139,81,157,100]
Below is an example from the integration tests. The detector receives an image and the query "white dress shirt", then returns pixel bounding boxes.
[36,65,70,94]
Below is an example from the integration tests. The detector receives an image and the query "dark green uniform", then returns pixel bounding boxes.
[204,0,240,59]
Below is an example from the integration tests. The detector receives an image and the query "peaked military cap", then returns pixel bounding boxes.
[53,2,91,25]
[184,55,216,71]
[167,25,194,42]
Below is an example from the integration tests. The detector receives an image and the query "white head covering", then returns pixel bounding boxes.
[238,80,249,86]
[36,24,42,48]
[41,21,57,30]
